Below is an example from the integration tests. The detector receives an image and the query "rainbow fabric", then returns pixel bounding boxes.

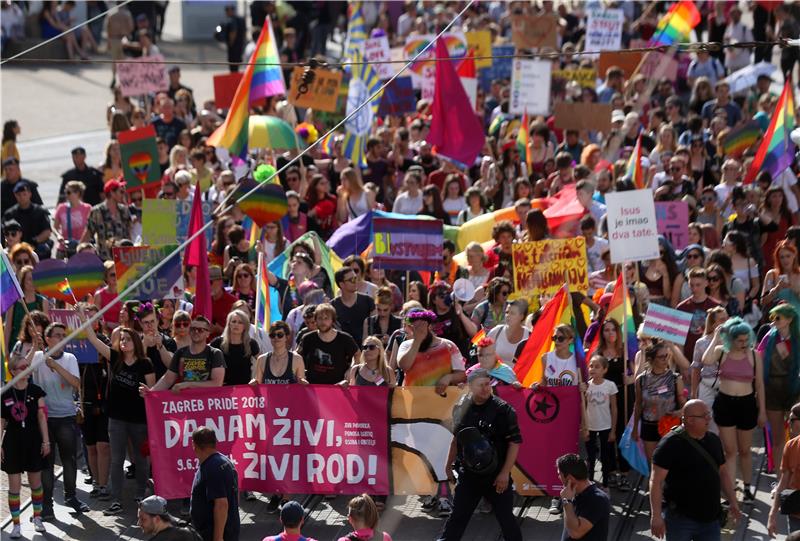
[248,115,299,151]
[319,132,337,157]
[722,120,761,158]
[250,18,285,101]
[403,340,460,387]
[344,1,367,64]
[255,253,281,330]
[470,328,487,346]
[607,273,639,363]
[516,110,532,173]
[342,49,382,168]
[625,133,645,189]
[649,1,701,47]
[57,278,74,298]
[207,18,282,159]
[514,285,574,387]
[31,253,104,302]
[0,251,22,315]
[745,80,796,184]
[234,178,288,227]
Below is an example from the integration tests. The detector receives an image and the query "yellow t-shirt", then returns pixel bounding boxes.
[1,140,19,163]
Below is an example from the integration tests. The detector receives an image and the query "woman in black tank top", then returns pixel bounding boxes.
[251,322,308,385]
[344,336,396,387]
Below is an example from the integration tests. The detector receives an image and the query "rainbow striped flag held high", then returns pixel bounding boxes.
[625,133,645,189]
[342,50,382,168]
[0,252,23,315]
[344,2,367,65]
[722,120,761,158]
[745,80,796,184]
[207,18,284,160]
[648,1,701,47]
[516,110,532,173]
[608,273,639,363]
[255,253,282,330]
[319,132,337,157]
[514,285,586,387]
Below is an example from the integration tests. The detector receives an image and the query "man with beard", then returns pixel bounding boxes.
[296,303,359,385]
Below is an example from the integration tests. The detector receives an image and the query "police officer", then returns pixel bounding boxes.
[437,368,523,541]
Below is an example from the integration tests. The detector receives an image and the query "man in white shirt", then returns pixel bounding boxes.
[392,170,424,215]
[33,323,88,517]
[724,6,753,73]
[714,158,742,220]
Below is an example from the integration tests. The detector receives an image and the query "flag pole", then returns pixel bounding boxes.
[255,251,264,329]
[620,265,630,436]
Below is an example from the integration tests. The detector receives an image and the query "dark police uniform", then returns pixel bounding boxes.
[437,394,523,541]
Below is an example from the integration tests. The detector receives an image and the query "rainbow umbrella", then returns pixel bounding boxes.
[248,115,301,151]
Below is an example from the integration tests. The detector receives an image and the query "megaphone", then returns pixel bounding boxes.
[453,278,476,302]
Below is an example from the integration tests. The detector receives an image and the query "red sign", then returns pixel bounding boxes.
[213,72,245,109]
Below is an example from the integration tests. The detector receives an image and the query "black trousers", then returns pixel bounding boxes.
[437,473,522,541]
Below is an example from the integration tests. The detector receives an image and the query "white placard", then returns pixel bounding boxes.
[365,36,394,80]
[585,9,624,56]
[605,190,660,264]
[509,59,551,115]
[461,77,478,111]
[421,65,436,102]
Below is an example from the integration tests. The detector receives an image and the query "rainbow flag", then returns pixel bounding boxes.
[344,1,367,64]
[207,18,282,159]
[607,273,639,363]
[722,120,761,158]
[0,315,8,383]
[255,252,281,330]
[319,132,337,157]
[625,133,645,189]
[516,110,532,173]
[250,18,285,101]
[745,80,796,184]
[0,251,22,315]
[471,328,487,346]
[342,49,382,168]
[57,278,73,297]
[649,1,701,47]
[514,285,571,387]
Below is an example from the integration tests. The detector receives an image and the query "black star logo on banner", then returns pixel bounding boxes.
[526,387,560,424]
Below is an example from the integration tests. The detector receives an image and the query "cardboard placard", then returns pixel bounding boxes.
[49,309,98,364]
[598,50,644,79]
[606,190,660,264]
[287,66,343,112]
[364,36,394,80]
[551,68,597,88]
[466,30,492,68]
[213,72,244,110]
[511,13,558,50]
[655,201,689,250]
[117,54,168,97]
[118,125,160,189]
[642,303,693,346]
[585,9,624,55]
[553,102,613,132]
[512,237,589,306]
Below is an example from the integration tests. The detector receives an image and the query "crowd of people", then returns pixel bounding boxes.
[6,1,800,540]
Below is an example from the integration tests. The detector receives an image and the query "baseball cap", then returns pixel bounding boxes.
[280,500,305,526]
[139,495,172,519]
[3,219,21,232]
[71,146,86,155]
[168,65,180,73]
[611,110,625,124]
[12,180,30,193]
[104,178,126,194]
[467,367,491,383]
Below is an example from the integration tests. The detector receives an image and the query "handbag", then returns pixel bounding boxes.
[780,489,800,515]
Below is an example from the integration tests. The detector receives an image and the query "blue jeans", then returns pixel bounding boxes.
[665,509,721,541]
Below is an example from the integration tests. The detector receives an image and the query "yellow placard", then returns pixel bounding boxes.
[511,238,588,306]
[466,30,492,68]
[551,68,597,88]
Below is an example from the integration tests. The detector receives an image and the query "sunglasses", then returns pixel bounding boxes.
[269,331,285,339]
[345,277,358,284]
[190,326,210,333]
[670,166,682,172]
[362,344,379,351]
[552,335,567,343]
[498,290,510,296]
[238,273,251,278]
[4,230,20,236]
[708,275,721,282]
[174,320,190,328]
[14,258,31,266]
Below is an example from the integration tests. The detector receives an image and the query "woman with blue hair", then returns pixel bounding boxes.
[757,302,800,475]
[702,317,766,501]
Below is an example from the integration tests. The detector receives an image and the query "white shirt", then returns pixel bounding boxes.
[443,197,467,221]
[774,169,799,213]
[585,379,618,431]
[585,237,609,273]
[32,351,79,418]
[542,351,578,387]
[724,23,753,74]
[392,191,423,215]
[714,182,740,220]
[488,325,530,365]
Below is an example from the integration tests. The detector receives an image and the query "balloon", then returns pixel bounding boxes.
[254,163,278,184]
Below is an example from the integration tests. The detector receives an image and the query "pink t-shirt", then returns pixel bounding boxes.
[55,202,92,246]
[338,529,392,541]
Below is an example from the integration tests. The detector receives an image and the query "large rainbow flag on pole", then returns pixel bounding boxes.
[744,79,796,184]
[255,252,282,330]
[0,252,22,315]
[514,285,586,387]
[625,133,645,189]
[648,1,701,47]
[608,273,639,363]
[207,18,285,159]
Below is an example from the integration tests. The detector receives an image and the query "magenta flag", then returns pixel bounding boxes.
[145,385,391,499]
[185,182,211,319]
[427,39,484,167]
[497,386,581,496]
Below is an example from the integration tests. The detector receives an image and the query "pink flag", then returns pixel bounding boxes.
[428,39,484,167]
[185,183,211,319]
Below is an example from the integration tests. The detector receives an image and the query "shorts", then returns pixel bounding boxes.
[108,39,123,61]
[765,376,800,412]
[713,392,758,430]
[80,409,109,445]
[641,420,661,442]
[1,430,44,474]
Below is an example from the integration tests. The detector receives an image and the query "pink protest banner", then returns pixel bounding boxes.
[655,201,689,250]
[145,384,390,499]
[117,54,168,97]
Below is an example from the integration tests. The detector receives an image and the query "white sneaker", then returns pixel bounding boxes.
[10,524,21,538]
[33,516,46,533]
